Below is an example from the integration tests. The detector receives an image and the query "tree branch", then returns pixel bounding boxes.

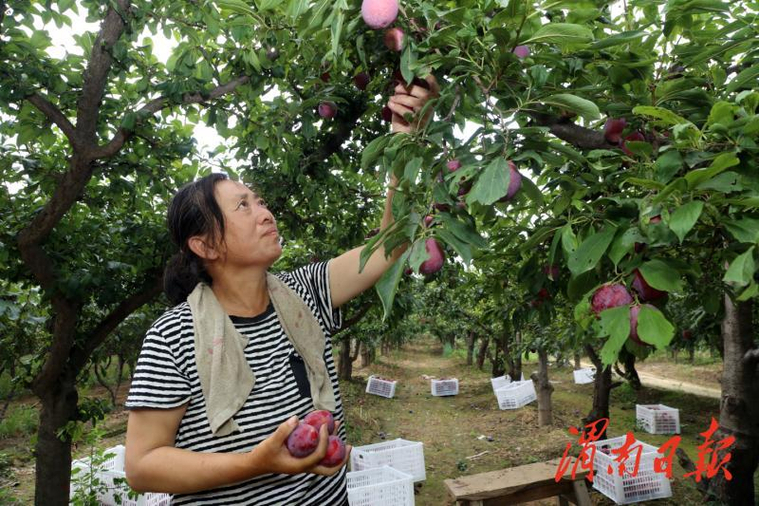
[76,0,132,143]
[26,93,80,149]
[70,272,164,372]
[530,112,616,150]
[91,75,251,159]
[676,447,710,495]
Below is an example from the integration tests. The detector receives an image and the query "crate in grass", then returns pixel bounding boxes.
[573,367,596,384]
[494,380,536,410]
[590,436,672,504]
[347,466,414,506]
[636,404,681,434]
[350,438,426,482]
[70,445,171,506]
[366,375,397,398]
[489,372,525,394]
[431,378,459,396]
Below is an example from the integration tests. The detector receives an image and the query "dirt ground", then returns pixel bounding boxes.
[1,341,749,505]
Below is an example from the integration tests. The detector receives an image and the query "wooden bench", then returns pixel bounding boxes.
[444,458,592,506]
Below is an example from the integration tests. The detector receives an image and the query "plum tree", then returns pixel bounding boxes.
[632,269,666,301]
[496,161,522,202]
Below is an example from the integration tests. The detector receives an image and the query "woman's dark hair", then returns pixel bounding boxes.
[164,173,229,305]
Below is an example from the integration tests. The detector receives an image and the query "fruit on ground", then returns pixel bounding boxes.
[447,159,462,172]
[318,102,337,119]
[497,161,522,202]
[512,45,530,58]
[383,28,404,52]
[304,410,335,434]
[353,72,370,90]
[630,304,658,346]
[604,118,627,144]
[286,423,319,457]
[419,238,445,275]
[621,131,646,156]
[591,283,633,314]
[319,436,347,467]
[632,269,666,301]
[361,0,399,29]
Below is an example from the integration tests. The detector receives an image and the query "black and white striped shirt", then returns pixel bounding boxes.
[126,262,347,505]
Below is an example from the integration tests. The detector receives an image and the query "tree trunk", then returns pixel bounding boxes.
[688,346,695,364]
[34,374,79,506]
[622,351,641,391]
[574,351,581,370]
[583,345,613,441]
[531,347,553,426]
[476,337,489,370]
[705,295,759,503]
[338,337,353,381]
[508,332,522,380]
[466,331,475,366]
[361,344,373,368]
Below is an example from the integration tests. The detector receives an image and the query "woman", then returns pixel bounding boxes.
[124,75,439,505]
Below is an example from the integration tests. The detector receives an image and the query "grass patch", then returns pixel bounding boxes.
[0,405,38,439]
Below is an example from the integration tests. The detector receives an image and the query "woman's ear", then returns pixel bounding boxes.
[188,236,220,261]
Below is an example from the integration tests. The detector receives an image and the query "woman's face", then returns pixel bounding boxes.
[210,179,282,269]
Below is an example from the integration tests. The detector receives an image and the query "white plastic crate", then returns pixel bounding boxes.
[366,375,397,398]
[573,367,596,384]
[347,465,414,506]
[489,373,524,394]
[350,438,426,482]
[431,378,459,396]
[70,445,171,506]
[636,404,681,434]
[590,436,672,504]
[495,380,536,410]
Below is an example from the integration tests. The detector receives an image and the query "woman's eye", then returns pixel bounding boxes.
[258,199,267,208]
[238,200,249,209]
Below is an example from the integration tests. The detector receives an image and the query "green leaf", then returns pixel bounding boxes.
[639,259,683,292]
[637,306,675,348]
[685,152,740,189]
[330,10,344,59]
[726,66,759,93]
[590,29,646,49]
[723,247,755,287]
[561,224,578,260]
[737,281,759,301]
[519,175,545,205]
[400,43,416,85]
[408,239,430,273]
[608,228,644,266]
[599,306,631,365]
[668,201,703,242]
[467,158,510,205]
[654,150,683,183]
[361,135,391,170]
[524,23,594,46]
[568,226,617,276]
[436,229,473,264]
[439,214,488,249]
[724,217,759,244]
[632,106,690,126]
[375,249,411,319]
[542,94,600,120]
[402,157,423,184]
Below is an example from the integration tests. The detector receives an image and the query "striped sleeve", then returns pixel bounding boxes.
[125,320,192,409]
[286,261,342,334]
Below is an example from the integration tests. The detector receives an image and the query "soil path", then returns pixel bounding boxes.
[579,361,721,399]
